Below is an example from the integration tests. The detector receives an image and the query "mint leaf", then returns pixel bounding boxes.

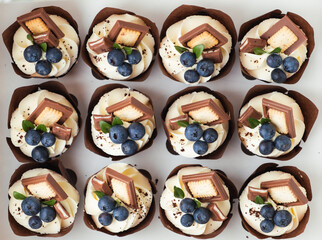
[42,199,57,206]
[112,116,123,126]
[123,46,132,55]
[27,34,33,43]
[94,191,105,199]
[36,124,47,133]
[260,118,270,125]
[22,120,34,132]
[193,199,201,208]
[39,42,47,52]
[174,186,185,199]
[113,43,121,49]
[177,121,189,128]
[269,47,281,54]
[248,117,260,129]
[13,191,26,200]
[115,199,121,206]
[266,202,273,206]
[100,121,112,133]
[254,195,265,204]
[192,121,200,125]
[193,44,204,58]
[253,48,266,55]
[174,45,188,54]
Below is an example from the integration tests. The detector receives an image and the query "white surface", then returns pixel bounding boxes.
[0,0,322,239]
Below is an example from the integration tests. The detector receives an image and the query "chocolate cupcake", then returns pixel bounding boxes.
[8,81,81,163]
[239,163,312,238]
[2,6,80,78]
[159,164,237,238]
[82,7,159,81]
[239,10,314,84]
[159,4,237,84]
[237,85,318,160]
[8,159,79,237]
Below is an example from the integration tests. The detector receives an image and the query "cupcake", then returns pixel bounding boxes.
[239,9,314,84]
[159,164,237,238]
[239,163,312,238]
[8,159,79,237]
[84,163,156,236]
[2,6,80,78]
[159,4,236,84]
[161,86,234,159]
[237,85,318,160]
[82,7,159,81]
[8,81,81,163]
[84,84,157,160]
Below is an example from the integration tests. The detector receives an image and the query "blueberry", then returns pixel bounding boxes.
[260,219,275,233]
[180,52,196,67]
[259,140,274,155]
[259,123,276,140]
[35,60,52,76]
[98,195,116,213]
[29,216,42,229]
[98,212,113,226]
[128,49,142,65]
[180,198,197,213]
[180,214,194,227]
[184,70,200,83]
[121,140,138,155]
[109,125,128,144]
[25,129,41,146]
[107,49,125,66]
[196,59,214,77]
[273,210,292,227]
[39,207,56,223]
[271,68,287,83]
[266,53,282,68]
[203,128,218,143]
[128,122,145,140]
[24,45,42,62]
[21,197,41,216]
[193,140,208,155]
[283,57,299,73]
[46,47,63,63]
[260,205,275,219]
[41,133,56,147]
[31,146,50,163]
[193,207,211,224]
[274,135,292,152]
[113,206,129,221]
[185,123,203,141]
[117,62,132,77]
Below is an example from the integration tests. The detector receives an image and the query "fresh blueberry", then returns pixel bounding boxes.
[21,197,41,216]
[128,122,145,140]
[25,129,41,146]
[193,207,211,224]
[184,70,200,83]
[259,123,275,140]
[271,68,287,83]
[23,45,42,62]
[98,195,116,213]
[98,212,113,226]
[128,49,142,65]
[266,53,282,68]
[121,140,138,155]
[39,207,56,223]
[203,128,218,143]
[180,52,196,67]
[107,49,125,66]
[260,219,275,233]
[283,57,299,73]
[193,140,208,155]
[41,133,56,147]
[273,210,292,227]
[260,205,275,219]
[185,123,203,141]
[35,60,52,76]
[196,59,214,77]
[31,146,50,163]
[113,206,129,221]
[117,62,132,77]
[180,198,197,213]
[274,135,292,152]
[109,125,128,144]
[180,214,194,227]
[46,47,63,63]
[259,140,274,155]
[29,216,42,229]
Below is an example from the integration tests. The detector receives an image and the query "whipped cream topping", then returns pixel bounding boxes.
[8,168,80,234]
[10,90,79,158]
[85,163,153,233]
[86,14,155,80]
[239,171,308,237]
[238,92,304,158]
[159,15,232,84]
[165,91,229,158]
[91,88,155,156]
[160,166,231,236]
[12,15,79,77]
[240,18,307,82]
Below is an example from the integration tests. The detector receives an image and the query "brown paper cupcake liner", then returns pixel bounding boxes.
[238,9,315,84]
[161,86,234,160]
[237,85,318,161]
[8,159,78,237]
[158,4,237,84]
[81,7,160,82]
[238,163,312,239]
[2,6,80,79]
[159,164,237,239]
[84,83,157,161]
[83,165,157,236]
[7,81,82,163]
